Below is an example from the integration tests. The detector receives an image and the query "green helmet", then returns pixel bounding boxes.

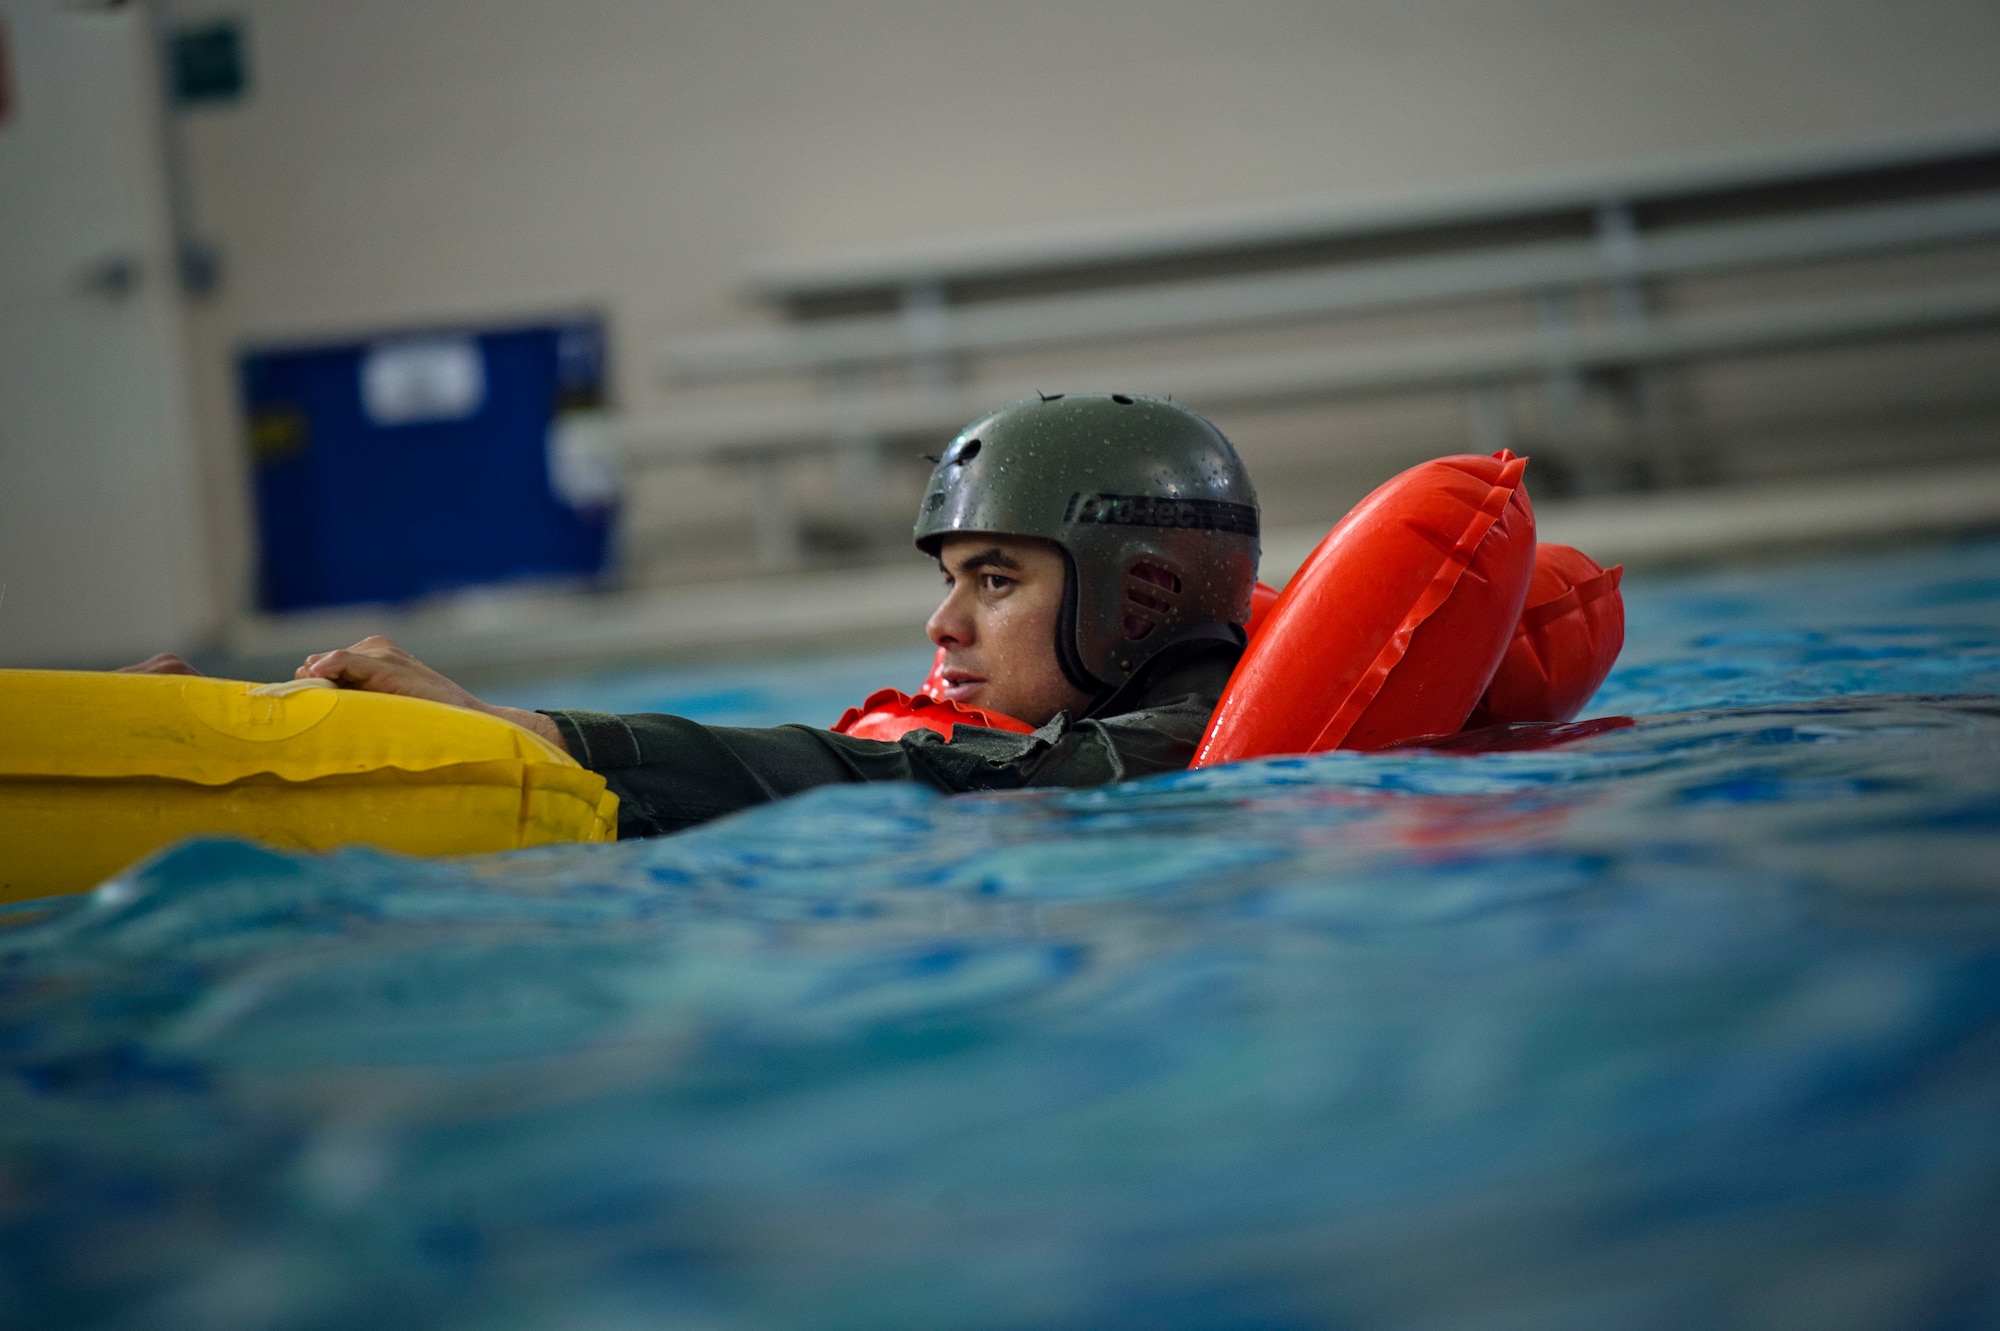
[914,393,1260,694]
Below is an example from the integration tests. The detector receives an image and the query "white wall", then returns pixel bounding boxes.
[163,0,2000,605]
[0,1,215,667]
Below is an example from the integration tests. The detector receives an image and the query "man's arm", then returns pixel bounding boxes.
[124,637,1228,839]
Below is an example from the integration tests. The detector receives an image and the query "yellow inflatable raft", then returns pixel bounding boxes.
[0,670,617,903]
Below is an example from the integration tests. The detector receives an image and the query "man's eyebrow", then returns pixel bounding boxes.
[949,547,1022,575]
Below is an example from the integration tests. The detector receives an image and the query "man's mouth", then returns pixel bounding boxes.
[936,670,985,703]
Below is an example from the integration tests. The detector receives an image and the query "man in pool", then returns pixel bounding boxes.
[134,395,1261,836]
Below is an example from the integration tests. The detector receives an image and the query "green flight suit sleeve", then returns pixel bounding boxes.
[541,650,1231,839]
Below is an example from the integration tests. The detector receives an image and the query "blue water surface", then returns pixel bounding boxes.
[6,539,2000,1330]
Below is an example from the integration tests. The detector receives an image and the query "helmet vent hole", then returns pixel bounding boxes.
[949,438,981,465]
[1129,561,1181,596]
[1111,394,1133,405]
[1123,560,1182,640]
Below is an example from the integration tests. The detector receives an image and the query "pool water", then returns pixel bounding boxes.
[6,539,2000,1329]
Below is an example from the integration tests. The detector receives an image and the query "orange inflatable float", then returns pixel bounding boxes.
[1465,543,1625,727]
[831,687,1035,743]
[1194,450,1538,764]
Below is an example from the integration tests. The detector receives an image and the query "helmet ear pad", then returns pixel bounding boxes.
[1054,551,1104,697]
[1062,520,1259,686]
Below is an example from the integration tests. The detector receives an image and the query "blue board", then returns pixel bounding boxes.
[240,317,614,612]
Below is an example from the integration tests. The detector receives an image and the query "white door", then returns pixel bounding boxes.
[0,0,214,667]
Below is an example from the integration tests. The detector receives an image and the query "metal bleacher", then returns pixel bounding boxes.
[619,128,2000,570]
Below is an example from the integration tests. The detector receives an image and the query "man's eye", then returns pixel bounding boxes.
[982,574,1013,592]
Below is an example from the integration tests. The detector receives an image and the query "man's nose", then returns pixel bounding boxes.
[926,586,972,648]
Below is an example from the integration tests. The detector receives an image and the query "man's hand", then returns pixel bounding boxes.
[296,636,568,753]
[119,653,204,675]
[297,635,484,708]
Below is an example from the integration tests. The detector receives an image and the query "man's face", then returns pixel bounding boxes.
[926,534,1097,727]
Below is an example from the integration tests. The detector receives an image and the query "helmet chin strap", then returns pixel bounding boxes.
[1083,621,1248,722]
